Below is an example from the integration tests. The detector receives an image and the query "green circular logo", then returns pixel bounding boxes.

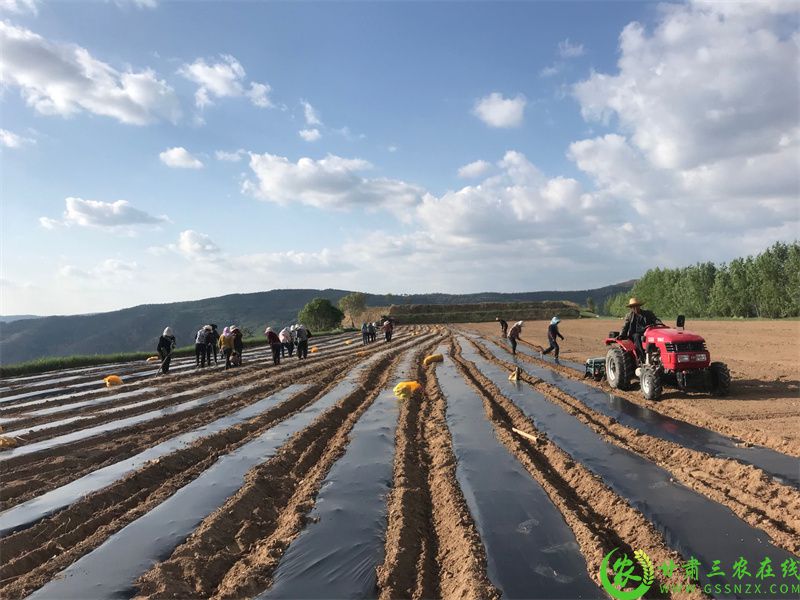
[599,547,654,600]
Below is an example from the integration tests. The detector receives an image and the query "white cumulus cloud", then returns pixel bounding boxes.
[159,146,204,169]
[243,152,425,214]
[457,159,492,179]
[179,54,271,109]
[572,1,799,170]
[40,197,169,230]
[472,92,526,128]
[246,82,273,108]
[418,150,606,244]
[301,99,322,126]
[567,0,799,246]
[170,230,222,261]
[0,22,180,125]
[0,0,37,15]
[59,259,139,280]
[298,128,321,142]
[0,128,34,148]
[215,149,246,162]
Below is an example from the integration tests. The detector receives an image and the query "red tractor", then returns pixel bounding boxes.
[604,315,731,401]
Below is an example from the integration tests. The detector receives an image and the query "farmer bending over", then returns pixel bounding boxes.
[507,320,523,355]
[157,327,176,374]
[496,317,508,338]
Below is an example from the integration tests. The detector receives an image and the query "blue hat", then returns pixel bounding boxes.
[551,316,561,325]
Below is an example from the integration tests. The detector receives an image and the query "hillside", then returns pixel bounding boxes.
[0,283,632,365]
[0,315,41,323]
[387,301,581,323]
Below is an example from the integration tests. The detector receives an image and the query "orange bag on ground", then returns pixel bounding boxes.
[393,381,422,399]
[104,375,123,387]
[423,354,444,366]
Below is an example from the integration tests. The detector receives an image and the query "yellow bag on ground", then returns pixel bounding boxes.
[423,354,444,366]
[146,356,160,363]
[104,375,123,387]
[393,381,422,399]
[310,346,319,353]
[344,340,354,345]
[0,436,19,449]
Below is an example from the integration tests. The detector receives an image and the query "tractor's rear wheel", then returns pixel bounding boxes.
[606,347,635,391]
[710,362,731,396]
[640,365,663,401]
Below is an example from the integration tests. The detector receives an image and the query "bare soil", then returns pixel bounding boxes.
[463,319,800,451]
[1,324,797,600]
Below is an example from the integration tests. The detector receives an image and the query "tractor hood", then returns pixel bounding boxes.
[645,327,706,344]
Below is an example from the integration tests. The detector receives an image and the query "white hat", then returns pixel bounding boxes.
[163,327,173,336]
[516,321,524,327]
[203,325,212,331]
[551,317,561,325]
[264,327,272,334]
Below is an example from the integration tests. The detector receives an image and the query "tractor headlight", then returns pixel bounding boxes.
[694,353,708,362]
[677,354,691,363]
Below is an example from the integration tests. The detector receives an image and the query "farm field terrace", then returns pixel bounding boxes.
[0,324,798,600]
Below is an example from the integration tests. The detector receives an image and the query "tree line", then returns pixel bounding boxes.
[604,241,800,318]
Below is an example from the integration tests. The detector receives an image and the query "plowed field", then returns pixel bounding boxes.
[1,324,798,600]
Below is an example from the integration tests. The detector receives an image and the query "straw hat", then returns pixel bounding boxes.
[627,297,644,307]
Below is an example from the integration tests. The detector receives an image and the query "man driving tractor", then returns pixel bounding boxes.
[618,297,658,363]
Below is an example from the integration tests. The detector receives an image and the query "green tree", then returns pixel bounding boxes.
[727,257,756,317]
[338,292,367,327]
[604,292,629,317]
[586,297,596,314]
[709,268,734,317]
[753,242,789,318]
[785,243,800,316]
[297,298,345,331]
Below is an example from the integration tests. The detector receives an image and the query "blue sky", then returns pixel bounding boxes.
[1,0,798,315]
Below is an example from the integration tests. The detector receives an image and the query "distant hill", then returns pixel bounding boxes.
[0,315,41,323]
[0,283,633,365]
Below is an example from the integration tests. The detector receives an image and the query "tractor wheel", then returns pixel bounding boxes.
[606,347,635,391]
[710,362,731,397]
[640,365,663,401]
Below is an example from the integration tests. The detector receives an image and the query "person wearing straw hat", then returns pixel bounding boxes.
[619,298,658,362]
